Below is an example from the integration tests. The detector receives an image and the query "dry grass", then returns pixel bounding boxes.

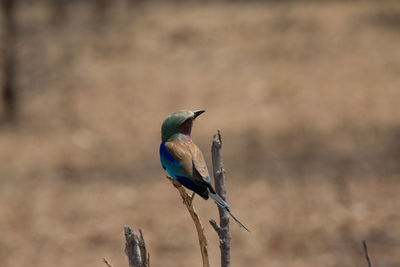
[0,1,400,266]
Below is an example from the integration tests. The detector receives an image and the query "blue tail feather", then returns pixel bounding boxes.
[208,190,250,232]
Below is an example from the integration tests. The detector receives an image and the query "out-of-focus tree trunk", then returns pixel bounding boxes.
[1,0,17,122]
[93,0,111,30]
[51,0,68,26]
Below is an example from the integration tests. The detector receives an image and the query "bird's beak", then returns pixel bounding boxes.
[193,110,205,119]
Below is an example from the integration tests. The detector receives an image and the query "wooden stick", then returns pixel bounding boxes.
[167,177,210,267]
[209,130,231,267]
[124,226,150,267]
[102,258,114,267]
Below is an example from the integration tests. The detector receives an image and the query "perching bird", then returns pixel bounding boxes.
[160,109,249,231]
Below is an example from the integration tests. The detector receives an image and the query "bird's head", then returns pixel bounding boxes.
[161,109,205,142]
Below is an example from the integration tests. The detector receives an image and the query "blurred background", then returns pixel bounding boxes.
[1,0,400,266]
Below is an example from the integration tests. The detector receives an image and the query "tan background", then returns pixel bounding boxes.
[1,1,400,266]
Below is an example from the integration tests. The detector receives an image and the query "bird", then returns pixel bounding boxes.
[159,109,249,231]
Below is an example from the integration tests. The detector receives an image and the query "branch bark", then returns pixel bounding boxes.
[124,226,150,267]
[209,130,231,267]
[167,177,210,267]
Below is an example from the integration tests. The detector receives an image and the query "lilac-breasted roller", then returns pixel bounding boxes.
[160,109,249,231]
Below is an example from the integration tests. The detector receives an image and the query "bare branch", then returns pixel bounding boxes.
[102,258,114,267]
[138,230,149,267]
[210,130,231,267]
[167,176,210,267]
[124,226,149,267]
[209,219,222,234]
[362,240,373,267]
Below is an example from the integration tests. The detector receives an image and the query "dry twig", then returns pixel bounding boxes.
[102,258,114,267]
[209,130,231,267]
[167,176,210,267]
[362,240,373,267]
[124,226,150,267]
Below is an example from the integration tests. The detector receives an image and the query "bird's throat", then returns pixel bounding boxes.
[178,119,193,137]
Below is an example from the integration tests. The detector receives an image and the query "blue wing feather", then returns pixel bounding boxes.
[160,142,183,178]
[160,142,208,199]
